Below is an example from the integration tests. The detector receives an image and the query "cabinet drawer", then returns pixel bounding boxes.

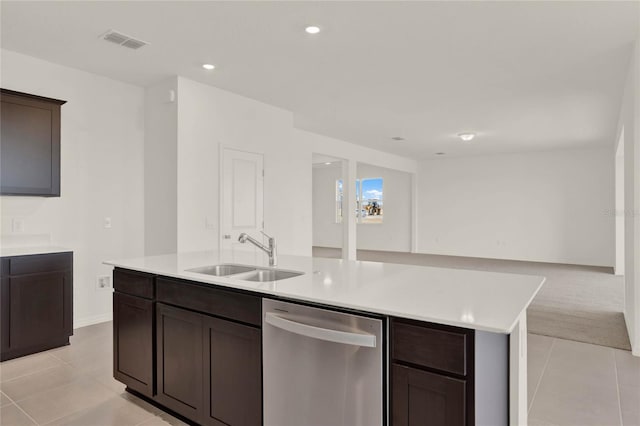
[8,252,72,276]
[392,319,470,376]
[114,269,155,299]
[157,278,261,327]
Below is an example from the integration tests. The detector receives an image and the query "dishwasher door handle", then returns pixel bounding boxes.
[265,312,377,348]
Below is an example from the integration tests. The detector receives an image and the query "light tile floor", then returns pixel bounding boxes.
[0,322,639,425]
[528,334,640,426]
[0,322,187,426]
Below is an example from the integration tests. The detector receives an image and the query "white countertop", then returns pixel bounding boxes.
[1,245,72,257]
[104,250,544,334]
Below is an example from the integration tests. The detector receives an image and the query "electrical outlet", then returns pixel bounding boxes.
[97,275,112,290]
[103,217,112,229]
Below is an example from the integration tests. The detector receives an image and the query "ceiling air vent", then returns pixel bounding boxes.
[101,30,148,50]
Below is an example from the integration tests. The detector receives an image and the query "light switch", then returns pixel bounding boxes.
[11,218,24,233]
[205,216,216,230]
[104,217,112,229]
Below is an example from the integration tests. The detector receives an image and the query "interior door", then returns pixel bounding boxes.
[221,148,264,252]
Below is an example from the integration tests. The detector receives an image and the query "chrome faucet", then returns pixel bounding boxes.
[238,231,277,266]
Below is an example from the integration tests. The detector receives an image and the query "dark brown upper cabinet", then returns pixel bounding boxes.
[1,89,66,196]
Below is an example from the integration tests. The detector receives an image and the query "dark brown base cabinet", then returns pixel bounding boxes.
[1,252,73,361]
[391,318,474,426]
[113,291,154,397]
[392,364,467,426]
[113,269,262,426]
[156,303,203,421]
[113,268,508,426]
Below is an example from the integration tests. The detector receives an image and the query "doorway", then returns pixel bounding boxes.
[311,153,344,258]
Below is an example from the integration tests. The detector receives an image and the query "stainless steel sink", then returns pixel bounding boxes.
[186,264,256,276]
[232,269,304,282]
[186,264,303,282]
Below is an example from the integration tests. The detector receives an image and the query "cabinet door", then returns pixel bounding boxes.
[202,316,262,426]
[1,275,10,354]
[392,364,466,426]
[113,292,154,397]
[0,89,65,196]
[8,270,71,351]
[156,303,203,423]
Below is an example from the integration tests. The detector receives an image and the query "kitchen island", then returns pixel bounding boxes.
[105,250,544,426]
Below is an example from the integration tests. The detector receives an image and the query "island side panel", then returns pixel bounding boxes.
[509,312,528,426]
[475,330,508,426]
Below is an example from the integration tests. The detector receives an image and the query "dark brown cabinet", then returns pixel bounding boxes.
[113,292,154,397]
[112,270,494,426]
[0,89,66,196]
[113,270,263,426]
[392,364,466,426]
[156,303,204,421]
[391,318,475,426]
[113,269,156,398]
[154,302,263,426]
[203,315,262,426]
[0,252,73,361]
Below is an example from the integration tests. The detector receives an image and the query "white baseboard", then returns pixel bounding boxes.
[74,313,112,329]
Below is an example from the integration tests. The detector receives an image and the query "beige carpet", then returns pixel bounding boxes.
[312,247,631,351]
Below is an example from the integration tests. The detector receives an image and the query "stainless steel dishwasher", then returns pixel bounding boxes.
[262,299,383,426]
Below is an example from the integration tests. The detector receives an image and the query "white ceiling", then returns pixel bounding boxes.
[2,1,638,158]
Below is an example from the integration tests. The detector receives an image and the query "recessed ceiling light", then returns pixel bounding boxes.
[458,133,475,142]
[435,152,446,156]
[324,162,332,165]
[305,26,321,34]
[202,64,215,70]
[391,137,405,141]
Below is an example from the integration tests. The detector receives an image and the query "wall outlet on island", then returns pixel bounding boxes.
[97,275,112,290]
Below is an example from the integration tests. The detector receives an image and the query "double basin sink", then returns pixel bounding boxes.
[186,264,303,282]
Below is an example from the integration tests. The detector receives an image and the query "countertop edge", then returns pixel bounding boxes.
[104,259,543,335]
[1,246,73,257]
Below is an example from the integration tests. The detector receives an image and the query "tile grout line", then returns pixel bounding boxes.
[613,350,624,426]
[36,360,125,426]
[35,377,121,426]
[528,337,556,413]
[0,364,60,385]
[1,389,41,425]
[46,352,74,367]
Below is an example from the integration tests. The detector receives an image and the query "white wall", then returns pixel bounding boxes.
[312,165,343,248]
[357,164,412,252]
[416,148,614,266]
[297,129,417,174]
[147,77,420,257]
[144,77,177,256]
[615,40,640,355]
[615,133,625,276]
[0,49,145,327]
[174,77,312,256]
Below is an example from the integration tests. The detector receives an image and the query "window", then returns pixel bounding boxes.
[359,178,383,224]
[335,177,383,224]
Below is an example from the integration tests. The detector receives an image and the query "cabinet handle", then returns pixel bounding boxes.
[265,312,376,348]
